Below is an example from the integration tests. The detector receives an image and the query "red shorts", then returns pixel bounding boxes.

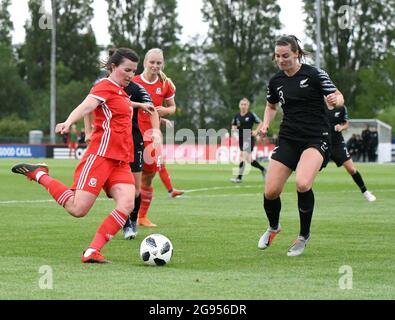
[71,153,135,197]
[68,142,78,149]
[142,141,162,173]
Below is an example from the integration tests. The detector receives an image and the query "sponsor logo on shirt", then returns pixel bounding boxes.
[245,117,249,121]
[335,112,340,117]
[89,178,97,187]
[300,78,309,88]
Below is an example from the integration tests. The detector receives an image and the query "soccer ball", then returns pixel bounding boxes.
[140,234,173,266]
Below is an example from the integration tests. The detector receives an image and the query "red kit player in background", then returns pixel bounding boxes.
[132,48,184,227]
[12,48,140,264]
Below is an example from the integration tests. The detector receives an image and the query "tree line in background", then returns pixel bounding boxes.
[0,0,394,142]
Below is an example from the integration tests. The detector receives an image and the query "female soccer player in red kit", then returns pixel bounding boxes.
[133,48,183,227]
[11,48,139,263]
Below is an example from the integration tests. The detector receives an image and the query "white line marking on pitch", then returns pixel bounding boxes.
[1,187,394,205]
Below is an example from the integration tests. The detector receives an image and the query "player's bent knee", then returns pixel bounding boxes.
[264,189,282,200]
[117,199,134,214]
[67,207,89,218]
[296,180,312,193]
[65,202,92,218]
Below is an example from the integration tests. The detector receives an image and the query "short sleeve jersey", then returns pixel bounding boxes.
[133,74,175,135]
[232,112,261,140]
[266,64,337,141]
[326,105,349,144]
[87,78,134,163]
[124,81,153,130]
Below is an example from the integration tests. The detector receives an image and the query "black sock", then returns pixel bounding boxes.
[130,194,141,223]
[251,160,265,172]
[237,161,245,179]
[264,196,281,230]
[351,171,367,193]
[297,189,315,238]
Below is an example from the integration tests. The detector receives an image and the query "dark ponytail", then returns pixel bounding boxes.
[103,48,139,72]
[273,35,309,62]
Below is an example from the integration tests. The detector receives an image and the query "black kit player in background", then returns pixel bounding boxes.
[257,35,345,257]
[122,81,160,240]
[230,98,266,183]
[326,105,376,202]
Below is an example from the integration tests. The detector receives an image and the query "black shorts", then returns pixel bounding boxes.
[130,129,144,173]
[270,137,330,171]
[330,142,351,167]
[239,137,255,153]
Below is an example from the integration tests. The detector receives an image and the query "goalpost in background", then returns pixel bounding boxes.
[344,119,392,163]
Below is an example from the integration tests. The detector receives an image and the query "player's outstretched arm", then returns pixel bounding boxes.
[56,96,100,134]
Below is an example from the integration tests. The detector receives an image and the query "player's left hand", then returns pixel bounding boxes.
[151,129,162,149]
[334,124,342,132]
[156,106,168,117]
[326,93,338,107]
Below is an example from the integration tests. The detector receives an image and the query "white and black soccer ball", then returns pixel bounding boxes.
[140,234,173,266]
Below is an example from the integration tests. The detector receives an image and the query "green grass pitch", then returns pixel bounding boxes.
[0,159,394,299]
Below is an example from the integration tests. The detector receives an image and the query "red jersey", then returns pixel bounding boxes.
[87,78,134,163]
[133,74,175,134]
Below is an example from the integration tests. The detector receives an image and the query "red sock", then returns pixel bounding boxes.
[138,186,153,219]
[38,174,74,207]
[159,165,173,192]
[89,210,128,251]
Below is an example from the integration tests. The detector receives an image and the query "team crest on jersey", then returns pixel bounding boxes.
[245,117,249,121]
[89,178,97,187]
[118,90,122,95]
[335,112,340,117]
[156,88,162,95]
[300,78,309,88]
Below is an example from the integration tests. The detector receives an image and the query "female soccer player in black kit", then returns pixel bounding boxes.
[122,81,160,239]
[230,98,266,183]
[326,105,376,202]
[258,35,344,256]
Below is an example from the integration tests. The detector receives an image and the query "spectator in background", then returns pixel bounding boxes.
[68,124,79,159]
[369,127,378,162]
[62,133,68,145]
[346,134,358,161]
[361,124,372,162]
[355,134,363,161]
[78,127,86,147]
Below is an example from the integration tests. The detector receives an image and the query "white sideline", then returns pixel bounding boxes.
[0,187,393,205]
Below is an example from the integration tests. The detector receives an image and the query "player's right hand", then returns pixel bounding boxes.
[260,126,269,137]
[55,122,71,135]
[141,103,156,115]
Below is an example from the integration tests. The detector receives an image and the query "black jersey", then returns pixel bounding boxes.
[124,81,153,130]
[267,64,337,141]
[326,105,349,144]
[232,111,261,139]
